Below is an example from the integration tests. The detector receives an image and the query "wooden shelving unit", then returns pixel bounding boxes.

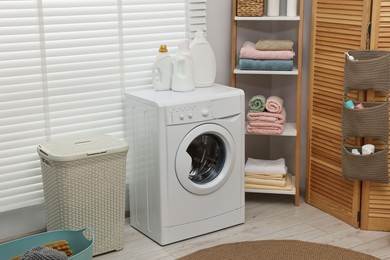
[231,0,304,206]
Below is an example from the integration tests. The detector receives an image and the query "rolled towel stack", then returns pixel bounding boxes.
[247,95,286,135]
[245,157,292,191]
[239,40,294,71]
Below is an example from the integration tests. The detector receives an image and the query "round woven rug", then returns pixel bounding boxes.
[178,240,379,260]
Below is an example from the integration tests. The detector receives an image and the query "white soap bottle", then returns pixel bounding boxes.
[152,44,172,91]
[171,40,195,92]
[190,30,216,87]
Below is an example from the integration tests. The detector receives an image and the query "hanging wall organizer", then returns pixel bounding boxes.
[342,50,390,184]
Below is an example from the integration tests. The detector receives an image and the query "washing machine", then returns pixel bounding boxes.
[125,84,245,245]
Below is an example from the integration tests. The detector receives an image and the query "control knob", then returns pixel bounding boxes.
[201,108,209,117]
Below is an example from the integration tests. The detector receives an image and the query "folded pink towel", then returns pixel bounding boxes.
[266,96,284,113]
[247,121,285,128]
[239,41,295,60]
[246,121,286,135]
[247,108,286,124]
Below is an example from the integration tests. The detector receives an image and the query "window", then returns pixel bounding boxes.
[0,0,207,212]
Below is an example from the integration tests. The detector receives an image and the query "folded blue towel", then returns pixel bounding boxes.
[239,59,293,71]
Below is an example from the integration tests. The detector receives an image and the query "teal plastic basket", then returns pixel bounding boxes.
[0,227,93,260]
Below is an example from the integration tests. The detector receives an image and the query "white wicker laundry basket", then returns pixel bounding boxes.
[37,135,128,256]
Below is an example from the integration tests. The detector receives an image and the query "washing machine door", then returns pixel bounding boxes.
[175,124,235,195]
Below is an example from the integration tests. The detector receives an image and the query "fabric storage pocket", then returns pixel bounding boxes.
[344,50,390,92]
[342,145,389,183]
[342,101,389,140]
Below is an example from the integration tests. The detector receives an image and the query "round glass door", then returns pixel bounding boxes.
[175,124,235,195]
[186,134,225,184]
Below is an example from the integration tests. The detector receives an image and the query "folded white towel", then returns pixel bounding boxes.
[245,157,287,175]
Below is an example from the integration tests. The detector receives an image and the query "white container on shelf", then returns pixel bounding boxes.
[190,29,216,87]
[267,0,280,16]
[171,40,195,92]
[152,44,173,91]
[286,0,298,17]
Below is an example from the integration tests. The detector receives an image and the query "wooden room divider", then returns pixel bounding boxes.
[306,0,390,231]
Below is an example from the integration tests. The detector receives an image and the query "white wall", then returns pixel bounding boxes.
[206,1,233,86]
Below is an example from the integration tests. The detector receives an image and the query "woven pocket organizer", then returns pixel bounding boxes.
[237,0,264,17]
[342,145,389,183]
[342,101,389,139]
[341,50,390,183]
[344,50,390,92]
[341,103,389,183]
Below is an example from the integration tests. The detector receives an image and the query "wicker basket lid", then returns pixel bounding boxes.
[37,135,128,161]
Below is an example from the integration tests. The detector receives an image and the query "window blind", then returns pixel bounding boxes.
[187,0,207,39]
[0,0,207,213]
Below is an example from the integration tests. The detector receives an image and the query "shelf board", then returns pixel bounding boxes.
[234,67,298,75]
[245,176,297,195]
[235,16,300,21]
[246,122,297,136]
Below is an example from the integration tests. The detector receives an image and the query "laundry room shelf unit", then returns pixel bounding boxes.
[231,0,304,206]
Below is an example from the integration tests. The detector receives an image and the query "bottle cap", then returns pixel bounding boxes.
[159,45,168,53]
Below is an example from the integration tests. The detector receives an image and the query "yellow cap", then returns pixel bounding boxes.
[159,45,168,53]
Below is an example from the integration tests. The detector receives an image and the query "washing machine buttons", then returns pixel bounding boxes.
[168,103,212,124]
[201,108,209,117]
[179,113,193,120]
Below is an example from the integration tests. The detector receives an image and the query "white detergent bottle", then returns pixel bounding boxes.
[171,40,195,92]
[152,44,172,91]
[190,29,216,87]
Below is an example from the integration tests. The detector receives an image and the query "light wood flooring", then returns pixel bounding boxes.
[94,193,390,259]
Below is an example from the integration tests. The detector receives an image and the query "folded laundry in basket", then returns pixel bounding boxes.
[11,240,73,260]
[19,246,68,260]
[239,59,293,71]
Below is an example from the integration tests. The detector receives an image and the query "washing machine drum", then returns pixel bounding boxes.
[175,124,235,195]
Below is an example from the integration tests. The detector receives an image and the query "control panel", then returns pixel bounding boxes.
[166,101,213,125]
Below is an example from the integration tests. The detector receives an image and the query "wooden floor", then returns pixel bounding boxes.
[94,193,390,259]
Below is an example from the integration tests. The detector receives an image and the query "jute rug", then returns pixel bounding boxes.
[178,240,379,260]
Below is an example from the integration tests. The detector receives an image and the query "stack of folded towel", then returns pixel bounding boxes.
[239,40,294,71]
[245,157,292,191]
[247,95,286,135]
